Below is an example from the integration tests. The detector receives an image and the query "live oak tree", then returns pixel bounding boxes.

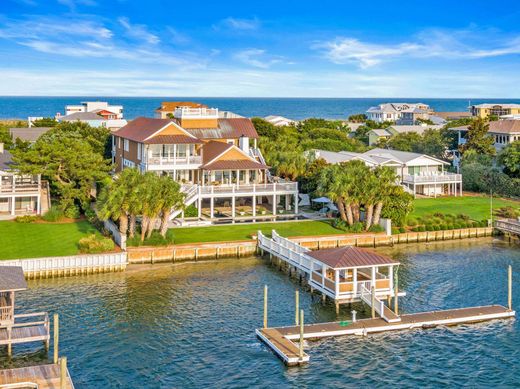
[460,117,496,156]
[498,140,520,178]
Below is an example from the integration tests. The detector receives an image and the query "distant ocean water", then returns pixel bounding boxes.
[1,96,520,120]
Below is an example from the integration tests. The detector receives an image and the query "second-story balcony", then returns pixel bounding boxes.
[1,175,41,195]
[402,172,462,184]
[146,155,202,169]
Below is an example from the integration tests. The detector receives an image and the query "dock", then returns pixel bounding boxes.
[0,362,74,389]
[257,305,515,366]
[495,218,520,238]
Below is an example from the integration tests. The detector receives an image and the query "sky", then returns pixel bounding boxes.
[1,0,520,97]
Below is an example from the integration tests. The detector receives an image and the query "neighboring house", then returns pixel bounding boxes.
[433,111,472,121]
[264,115,296,127]
[397,107,430,125]
[366,103,431,123]
[56,112,128,131]
[64,101,123,119]
[368,124,444,146]
[470,103,520,118]
[0,143,44,218]
[113,107,299,223]
[450,120,520,151]
[155,101,208,119]
[308,148,462,197]
[9,127,51,143]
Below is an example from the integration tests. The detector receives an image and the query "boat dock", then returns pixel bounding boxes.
[0,361,74,389]
[257,305,515,366]
[256,231,516,365]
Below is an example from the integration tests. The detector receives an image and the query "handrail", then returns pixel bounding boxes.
[0,382,39,388]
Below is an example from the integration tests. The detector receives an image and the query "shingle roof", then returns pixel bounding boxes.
[0,266,27,292]
[363,148,448,164]
[307,246,399,269]
[59,112,104,121]
[113,117,174,142]
[156,101,208,112]
[185,118,259,139]
[0,149,14,171]
[9,127,51,142]
[387,125,443,134]
[489,120,520,134]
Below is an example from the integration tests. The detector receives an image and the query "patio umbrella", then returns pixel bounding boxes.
[312,197,332,203]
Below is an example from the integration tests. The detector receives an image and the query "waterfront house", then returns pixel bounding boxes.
[264,115,296,127]
[155,101,208,119]
[450,119,520,152]
[367,124,444,146]
[0,143,45,218]
[56,111,128,131]
[64,101,124,119]
[366,103,432,123]
[309,148,462,197]
[113,106,299,224]
[470,103,520,118]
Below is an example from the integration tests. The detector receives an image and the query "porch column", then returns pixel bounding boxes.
[232,196,236,222]
[37,194,41,215]
[173,144,177,168]
[210,197,214,219]
[285,194,290,211]
[245,170,250,184]
[198,197,202,219]
[321,264,326,288]
[252,196,256,217]
[236,170,240,187]
[353,268,358,295]
[272,195,277,216]
[371,266,376,289]
[335,270,339,297]
[10,197,15,215]
[389,265,394,291]
[294,193,299,215]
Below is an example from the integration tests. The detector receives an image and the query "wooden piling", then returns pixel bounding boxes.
[263,285,268,329]
[295,291,299,326]
[299,310,304,360]
[394,272,399,315]
[335,302,340,315]
[53,313,59,364]
[508,265,512,311]
[60,356,67,389]
[371,286,376,319]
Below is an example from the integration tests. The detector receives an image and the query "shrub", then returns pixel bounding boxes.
[332,218,348,231]
[42,206,65,222]
[453,223,461,229]
[349,222,364,233]
[15,215,38,223]
[425,224,434,231]
[407,218,418,227]
[184,204,198,218]
[446,224,454,230]
[78,234,115,254]
[433,225,441,231]
[64,205,81,219]
[494,206,520,219]
[418,226,426,232]
[439,224,447,230]
[368,224,384,233]
[84,208,97,222]
[127,230,175,247]
[433,212,445,218]
[481,219,490,226]
[399,227,406,233]
[457,213,470,221]
[391,227,400,235]
[432,217,443,225]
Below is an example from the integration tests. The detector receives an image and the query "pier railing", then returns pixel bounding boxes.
[495,218,520,235]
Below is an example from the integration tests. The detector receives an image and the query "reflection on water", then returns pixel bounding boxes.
[2,238,519,388]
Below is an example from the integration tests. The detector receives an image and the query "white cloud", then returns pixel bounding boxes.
[214,17,260,31]
[118,17,159,45]
[166,27,190,45]
[316,28,520,68]
[233,49,282,69]
[57,0,97,11]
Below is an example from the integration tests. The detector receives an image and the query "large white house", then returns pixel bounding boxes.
[366,103,432,123]
[62,101,124,119]
[309,148,462,197]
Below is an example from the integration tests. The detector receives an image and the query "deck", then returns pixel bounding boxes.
[495,218,520,236]
[0,363,74,389]
[0,313,50,347]
[257,305,515,366]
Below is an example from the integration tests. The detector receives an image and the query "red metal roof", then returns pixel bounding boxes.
[113,117,173,142]
[201,141,233,164]
[202,159,269,171]
[185,118,259,139]
[307,246,399,269]
[146,135,202,144]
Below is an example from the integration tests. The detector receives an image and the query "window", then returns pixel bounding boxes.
[124,139,129,152]
[137,143,142,160]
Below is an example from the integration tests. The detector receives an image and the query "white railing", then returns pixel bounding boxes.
[0,306,13,322]
[495,219,520,235]
[198,182,298,195]
[0,252,127,273]
[174,107,218,118]
[402,173,462,183]
[0,183,40,193]
[147,155,202,166]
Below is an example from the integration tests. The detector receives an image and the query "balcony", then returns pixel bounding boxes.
[146,155,202,169]
[402,172,462,184]
[0,182,40,194]
[174,107,218,119]
[197,182,298,197]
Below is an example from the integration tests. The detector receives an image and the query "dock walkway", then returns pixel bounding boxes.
[257,305,515,366]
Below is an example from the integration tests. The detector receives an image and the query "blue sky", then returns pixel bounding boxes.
[1,0,520,97]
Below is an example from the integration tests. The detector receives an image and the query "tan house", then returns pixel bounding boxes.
[154,101,208,119]
[450,119,520,151]
[113,107,299,224]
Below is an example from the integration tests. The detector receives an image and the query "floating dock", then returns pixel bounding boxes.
[0,362,74,389]
[257,305,515,366]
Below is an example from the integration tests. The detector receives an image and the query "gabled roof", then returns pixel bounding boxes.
[145,135,202,144]
[201,141,268,170]
[0,266,27,292]
[156,101,208,112]
[307,246,399,269]
[489,120,520,134]
[9,127,51,142]
[59,112,104,121]
[369,129,392,137]
[363,148,448,165]
[114,117,173,142]
[386,125,443,134]
[185,118,259,139]
[0,149,14,171]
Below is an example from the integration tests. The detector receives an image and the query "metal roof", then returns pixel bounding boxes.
[0,266,27,292]
[307,246,399,269]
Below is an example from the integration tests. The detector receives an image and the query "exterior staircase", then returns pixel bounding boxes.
[250,148,273,183]
[169,184,199,220]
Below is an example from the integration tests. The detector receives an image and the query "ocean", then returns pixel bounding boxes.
[1,96,520,121]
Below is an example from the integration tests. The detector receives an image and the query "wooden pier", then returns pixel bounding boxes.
[495,218,520,238]
[0,361,74,389]
[257,305,515,366]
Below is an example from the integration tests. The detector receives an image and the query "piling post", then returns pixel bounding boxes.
[263,285,268,329]
[60,356,67,389]
[53,313,59,364]
[508,265,512,311]
[371,286,376,319]
[295,290,299,325]
[351,310,357,323]
[335,302,340,315]
[394,272,399,315]
[299,309,304,361]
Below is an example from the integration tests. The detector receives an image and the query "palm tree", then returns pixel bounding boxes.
[158,176,185,237]
[372,167,399,226]
[140,172,163,241]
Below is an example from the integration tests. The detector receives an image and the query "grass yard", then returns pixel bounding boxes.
[411,195,520,221]
[0,220,100,260]
[171,220,344,244]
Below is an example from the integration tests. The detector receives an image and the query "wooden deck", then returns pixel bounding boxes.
[0,364,74,389]
[257,305,515,366]
[0,324,49,346]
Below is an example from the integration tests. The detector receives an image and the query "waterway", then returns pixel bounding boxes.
[2,238,519,388]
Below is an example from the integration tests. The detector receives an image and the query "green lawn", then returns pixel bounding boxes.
[411,195,520,221]
[0,220,100,260]
[171,220,344,244]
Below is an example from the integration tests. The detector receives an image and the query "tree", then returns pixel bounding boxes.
[387,132,422,152]
[158,175,185,237]
[32,117,58,127]
[11,125,111,212]
[372,166,399,226]
[347,113,367,123]
[498,140,520,178]
[0,126,12,148]
[139,172,165,241]
[460,118,495,156]
[54,121,112,158]
[419,128,450,159]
